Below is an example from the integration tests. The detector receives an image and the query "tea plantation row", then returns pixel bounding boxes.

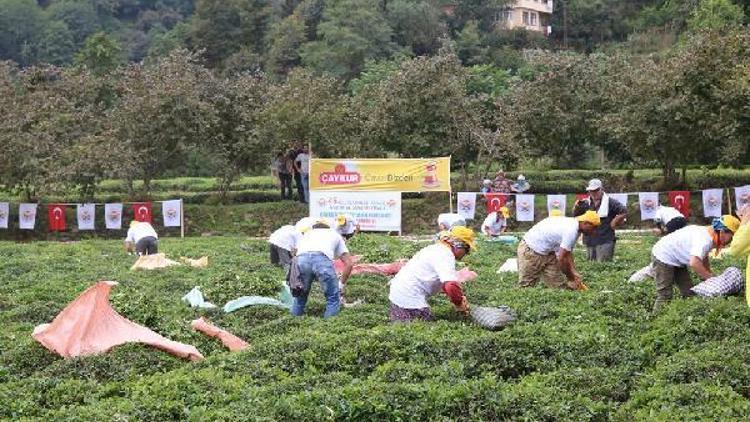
[1,234,749,420]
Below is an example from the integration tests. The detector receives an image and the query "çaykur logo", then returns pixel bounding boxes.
[318,160,441,188]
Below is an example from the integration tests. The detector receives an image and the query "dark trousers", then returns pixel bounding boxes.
[135,236,158,255]
[279,173,293,199]
[652,257,695,312]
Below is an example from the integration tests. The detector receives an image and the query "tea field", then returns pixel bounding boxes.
[1,234,750,420]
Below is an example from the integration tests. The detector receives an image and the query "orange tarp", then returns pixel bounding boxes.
[32,281,203,361]
[191,317,249,352]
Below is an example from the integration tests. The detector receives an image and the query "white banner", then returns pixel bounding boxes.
[547,194,567,216]
[0,202,8,229]
[735,185,750,212]
[162,199,182,227]
[516,194,535,222]
[310,191,401,232]
[456,192,476,220]
[639,192,659,220]
[105,203,123,230]
[19,203,37,230]
[702,189,723,218]
[77,203,96,230]
[610,193,628,208]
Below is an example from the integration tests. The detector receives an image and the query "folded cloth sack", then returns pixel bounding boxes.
[691,267,744,297]
[496,258,518,273]
[628,263,655,283]
[333,255,409,277]
[191,317,249,352]
[223,296,291,313]
[33,281,203,361]
[180,256,209,268]
[470,305,516,330]
[182,287,217,309]
[131,253,180,270]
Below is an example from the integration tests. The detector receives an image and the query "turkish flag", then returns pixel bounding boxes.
[669,191,691,218]
[484,193,509,213]
[132,202,152,223]
[575,193,589,202]
[48,204,67,232]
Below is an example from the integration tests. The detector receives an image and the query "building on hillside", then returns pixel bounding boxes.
[496,0,553,36]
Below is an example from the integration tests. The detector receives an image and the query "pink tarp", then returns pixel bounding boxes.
[334,255,478,283]
[191,317,249,352]
[32,281,203,361]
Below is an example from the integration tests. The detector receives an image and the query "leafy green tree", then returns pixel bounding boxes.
[146,21,190,60]
[36,19,77,65]
[265,10,306,78]
[448,0,512,33]
[46,0,102,47]
[74,32,125,75]
[348,54,408,95]
[688,0,745,31]
[386,0,446,56]
[189,0,270,67]
[455,20,487,65]
[0,0,47,65]
[300,0,401,80]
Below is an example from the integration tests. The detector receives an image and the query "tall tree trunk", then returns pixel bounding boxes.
[460,161,467,192]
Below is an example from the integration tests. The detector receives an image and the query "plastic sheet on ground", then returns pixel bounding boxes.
[223,295,291,313]
[182,287,217,309]
[131,253,181,270]
[32,281,203,361]
[191,317,249,352]
[496,258,518,273]
[334,255,407,277]
[483,235,519,244]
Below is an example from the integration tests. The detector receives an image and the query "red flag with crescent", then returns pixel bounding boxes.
[484,193,509,213]
[668,191,690,218]
[47,204,67,232]
[132,202,152,223]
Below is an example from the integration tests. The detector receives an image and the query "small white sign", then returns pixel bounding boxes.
[456,192,476,220]
[162,199,182,227]
[19,203,37,230]
[77,203,96,230]
[105,203,123,230]
[702,189,723,218]
[310,191,401,232]
[638,192,659,220]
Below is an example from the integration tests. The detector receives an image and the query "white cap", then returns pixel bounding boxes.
[586,179,603,191]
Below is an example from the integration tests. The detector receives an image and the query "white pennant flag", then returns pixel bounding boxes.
[610,193,628,208]
[162,199,182,227]
[516,194,535,222]
[702,189,723,218]
[735,185,750,212]
[547,194,567,216]
[19,203,37,230]
[105,203,123,230]
[456,192,476,220]
[639,192,659,220]
[77,203,96,230]
[0,202,8,229]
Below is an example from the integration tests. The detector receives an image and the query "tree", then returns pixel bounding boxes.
[687,0,745,32]
[74,32,125,75]
[45,0,102,48]
[108,50,215,193]
[300,0,401,80]
[455,20,487,65]
[35,19,77,65]
[0,0,47,65]
[264,9,306,78]
[386,0,446,56]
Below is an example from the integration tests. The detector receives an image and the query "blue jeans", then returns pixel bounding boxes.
[291,253,340,318]
[301,173,309,203]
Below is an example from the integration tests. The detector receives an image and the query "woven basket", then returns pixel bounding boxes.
[470,305,516,330]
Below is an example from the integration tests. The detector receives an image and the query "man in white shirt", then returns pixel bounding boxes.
[650,215,739,312]
[517,211,600,290]
[291,220,353,318]
[437,213,466,231]
[294,146,310,204]
[482,207,510,237]
[335,214,359,239]
[388,226,477,322]
[268,225,301,269]
[653,205,687,235]
[124,220,159,255]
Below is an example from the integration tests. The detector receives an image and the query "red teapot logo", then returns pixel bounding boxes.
[422,161,440,188]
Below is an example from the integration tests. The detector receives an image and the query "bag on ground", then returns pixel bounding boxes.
[470,305,516,330]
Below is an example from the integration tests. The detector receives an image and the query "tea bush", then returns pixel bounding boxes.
[1,233,749,420]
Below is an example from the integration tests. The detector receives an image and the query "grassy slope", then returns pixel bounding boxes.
[1,234,749,420]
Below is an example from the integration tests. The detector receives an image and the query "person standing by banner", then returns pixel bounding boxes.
[124,220,159,255]
[272,152,293,200]
[573,179,627,262]
[294,145,311,204]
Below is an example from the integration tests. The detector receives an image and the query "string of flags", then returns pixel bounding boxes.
[456,185,750,222]
[0,200,183,231]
